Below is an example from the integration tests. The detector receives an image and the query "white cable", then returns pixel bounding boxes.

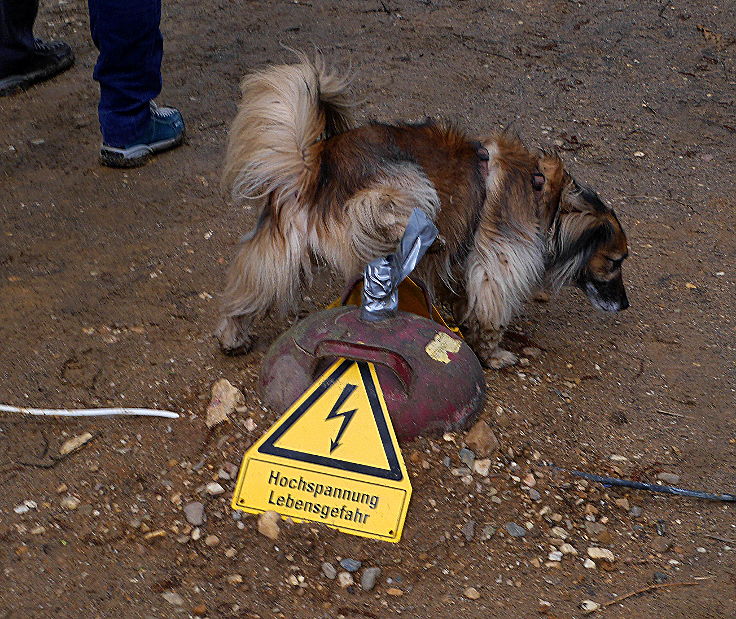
[0,404,179,419]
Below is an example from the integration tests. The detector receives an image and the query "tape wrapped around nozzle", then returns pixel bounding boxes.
[360,209,439,321]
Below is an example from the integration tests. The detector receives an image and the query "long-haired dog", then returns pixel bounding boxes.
[216,54,629,367]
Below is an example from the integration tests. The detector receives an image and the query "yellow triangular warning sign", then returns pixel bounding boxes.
[232,359,412,542]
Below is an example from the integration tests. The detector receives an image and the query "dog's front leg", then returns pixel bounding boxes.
[461,311,519,369]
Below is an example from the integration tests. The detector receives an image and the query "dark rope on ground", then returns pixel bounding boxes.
[549,466,736,502]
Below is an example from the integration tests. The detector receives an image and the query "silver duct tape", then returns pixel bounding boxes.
[360,208,439,321]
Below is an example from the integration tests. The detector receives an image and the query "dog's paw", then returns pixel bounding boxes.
[487,348,519,369]
[215,316,253,356]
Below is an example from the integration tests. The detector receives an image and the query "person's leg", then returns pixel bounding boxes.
[0,0,38,73]
[0,0,74,95]
[88,0,183,167]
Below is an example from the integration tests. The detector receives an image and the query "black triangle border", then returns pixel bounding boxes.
[258,359,404,481]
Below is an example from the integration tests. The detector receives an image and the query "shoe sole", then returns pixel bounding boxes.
[99,131,185,169]
[0,54,75,97]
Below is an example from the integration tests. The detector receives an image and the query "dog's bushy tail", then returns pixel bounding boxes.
[222,52,353,212]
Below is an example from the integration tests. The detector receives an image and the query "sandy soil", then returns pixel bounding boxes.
[1,1,734,617]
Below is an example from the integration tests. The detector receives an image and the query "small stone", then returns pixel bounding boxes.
[656,520,667,536]
[550,526,568,540]
[656,472,680,485]
[257,510,280,540]
[461,520,475,541]
[13,503,31,515]
[473,458,491,476]
[548,551,563,562]
[184,502,206,526]
[30,138,45,146]
[192,604,207,617]
[584,522,606,536]
[614,497,630,510]
[191,528,202,541]
[59,432,93,456]
[464,420,500,457]
[337,572,354,588]
[30,526,46,535]
[361,567,381,591]
[633,151,646,158]
[629,506,643,517]
[225,547,237,558]
[55,483,68,494]
[206,482,225,496]
[653,571,668,584]
[581,600,601,613]
[584,558,596,569]
[321,562,337,579]
[609,454,628,462]
[386,587,404,596]
[205,378,245,428]
[587,547,615,562]
[244,418,257,432]
[218,468,231,480]
[528,489,541,501]
[60,496,80,510]
[523,473,536,487]
[480,524,496,540]
[521,346,542,359]
[204,534,220,547]
[464,586,481,600]
[162,591,185,606]
[459,447,476,469]
[225,574,243,585]
[560,543,577,555]
[505,522,526,538]
[339,558,362,572]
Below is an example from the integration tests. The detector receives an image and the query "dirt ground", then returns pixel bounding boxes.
[1,1,734,617]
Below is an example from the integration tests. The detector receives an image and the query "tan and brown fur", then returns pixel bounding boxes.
[216,54,629,366]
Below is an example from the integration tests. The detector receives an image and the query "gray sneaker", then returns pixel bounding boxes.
[99,102,185,168]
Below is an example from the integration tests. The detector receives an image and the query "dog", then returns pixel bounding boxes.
[216,54,629,367]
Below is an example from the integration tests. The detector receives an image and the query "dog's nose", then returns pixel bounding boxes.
[620,294,630,311]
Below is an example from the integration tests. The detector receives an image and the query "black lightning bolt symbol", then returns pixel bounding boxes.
[325,383,358,453]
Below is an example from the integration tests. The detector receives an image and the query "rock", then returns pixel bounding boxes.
[386,587,404,596]
[548,551,563,561]
[339,558,362,572]
[162,591,185,606]
[464,586,481,600]
[614,497,630,510]
[464,420,499,457]
[56,483,68,494]
[461,520,475,541]
[474,458,491,476]
[206,482,225,496]
[184,502,206,526]
[451,467,472,477]
[529,489,541,501]
[583,558,596,569]
[204,534,220,547]
[459,448,475,469]
[321,562,337,579]
[225,574,243,585]
[629,506,643,517]
[193,604,207,617]
[191,527,202,541]
[30,526,46,535]
[505,522,526,538]
[13,501,35,515]
[480,524,496,540]
[523,473,536,487]
[550,526,568,540]
[653,571,668,584]
[337,572,354,588]
[587,547,615,562]
[257,510,280,540]
[225,547,237,558]
[656,472,680,485]
[584,522,606,536]
[521,346,542,359]
[59,432,93,456]
[205,378,244,428]
[656,520,667,536]
[581,600,600,613]
[560,543,577,555]
[60,496,80,510]
[361,567,381,591]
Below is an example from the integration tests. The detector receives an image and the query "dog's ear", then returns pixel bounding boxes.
[535,151,567,225]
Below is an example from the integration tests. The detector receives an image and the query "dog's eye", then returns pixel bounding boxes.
[531,172,545,191]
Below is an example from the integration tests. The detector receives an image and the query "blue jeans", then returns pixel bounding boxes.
[89,0,163,147]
